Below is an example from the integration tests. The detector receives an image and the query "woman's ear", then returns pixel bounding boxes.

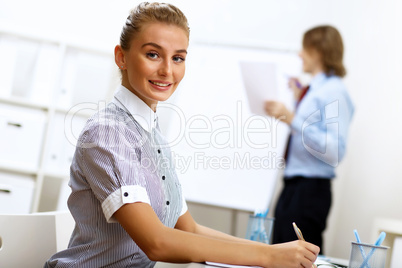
[114,45,126,70]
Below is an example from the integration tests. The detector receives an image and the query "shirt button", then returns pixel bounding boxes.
[162,176,165,180]
[124,192,129,197]
[157,149,161,154]
[166,201,170,205]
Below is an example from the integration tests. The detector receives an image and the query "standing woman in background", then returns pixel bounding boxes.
[45,2,319,268]
[265,25,354,253]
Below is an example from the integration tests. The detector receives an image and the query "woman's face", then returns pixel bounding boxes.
[118,22,189,110]
[299,47,323,76]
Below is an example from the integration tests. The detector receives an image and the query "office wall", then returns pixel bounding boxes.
[320,0,402,259]
[1,0,401,260]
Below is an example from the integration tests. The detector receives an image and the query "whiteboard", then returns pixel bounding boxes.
[159,43,301,212]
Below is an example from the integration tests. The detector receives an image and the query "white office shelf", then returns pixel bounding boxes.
[43,172,70,180]
[0,27,119,213]
[0,165,38,177]
[55,106,99,119]
[0,96,49,111]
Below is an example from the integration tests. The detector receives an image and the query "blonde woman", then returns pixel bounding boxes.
[45,3,319,267]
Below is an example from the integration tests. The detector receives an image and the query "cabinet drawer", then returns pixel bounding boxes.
[0,172,35,214]
[0,103,47,170]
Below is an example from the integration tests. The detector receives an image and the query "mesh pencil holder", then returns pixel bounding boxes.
[348,241,389,268]
[245,215,274,244]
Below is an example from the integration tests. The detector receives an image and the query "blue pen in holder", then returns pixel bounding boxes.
[245,215,274,244]
[348,242,389,268]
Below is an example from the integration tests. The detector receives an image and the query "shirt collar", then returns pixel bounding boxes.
[309,72,327,91]
[113,85,158,132]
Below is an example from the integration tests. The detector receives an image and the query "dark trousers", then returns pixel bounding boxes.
[272,176,331,254]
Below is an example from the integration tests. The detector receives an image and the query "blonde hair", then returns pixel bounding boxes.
[120,2,190,51]
[303,25,346,77]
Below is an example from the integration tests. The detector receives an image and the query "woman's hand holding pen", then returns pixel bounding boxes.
[293,223,318,268]
[262,240,320,268]
[288,77,303,100]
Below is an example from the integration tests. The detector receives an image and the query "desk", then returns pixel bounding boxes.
[155,256,350,268]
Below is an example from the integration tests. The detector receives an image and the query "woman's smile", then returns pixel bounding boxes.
[149,79,173,91]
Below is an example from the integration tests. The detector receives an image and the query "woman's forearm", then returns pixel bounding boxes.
[115,203,319,268]
[193,223,259,245]
[149,225,266,266]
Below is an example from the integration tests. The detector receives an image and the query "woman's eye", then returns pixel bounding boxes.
[146,52,158,59]
[173,56,185,63]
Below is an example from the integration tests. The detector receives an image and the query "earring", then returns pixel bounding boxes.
[121,65,124,69]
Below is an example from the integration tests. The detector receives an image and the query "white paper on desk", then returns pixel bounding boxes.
[315,258,342,267]
[206,262,261,268]
[207,259,334,268]
[239,61,278,116]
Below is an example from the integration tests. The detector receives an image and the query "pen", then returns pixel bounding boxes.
[293,222,305,240]
[251,209,269,243]
[285,75,302,89]
[292,222,317,268]
[359,232,386,268]
[374,232,386,246]
[354,229,369,268]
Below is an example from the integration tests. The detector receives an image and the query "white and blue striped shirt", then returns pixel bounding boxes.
[45,85,187,268]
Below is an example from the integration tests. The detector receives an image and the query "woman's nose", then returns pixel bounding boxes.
[158,60,172,77]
